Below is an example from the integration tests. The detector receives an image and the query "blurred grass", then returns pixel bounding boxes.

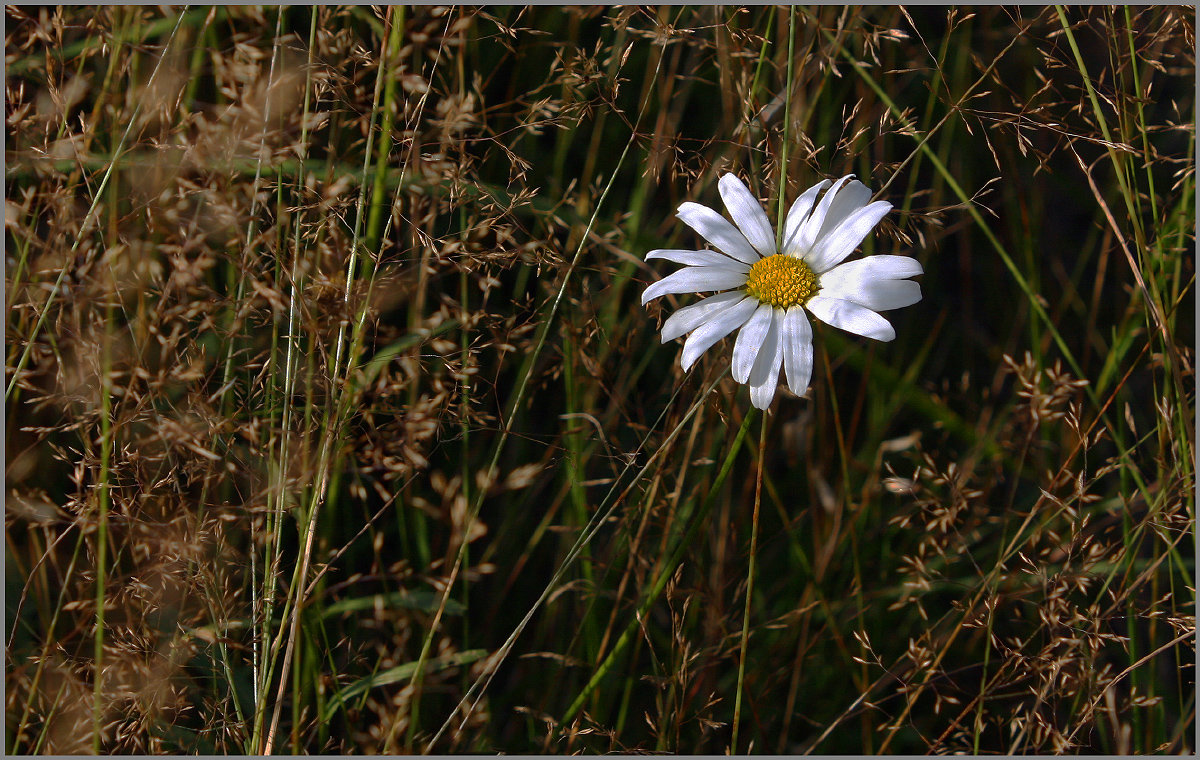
[5,5,1194,754]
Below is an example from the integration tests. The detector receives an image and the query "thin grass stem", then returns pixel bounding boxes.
[731,410,769,752]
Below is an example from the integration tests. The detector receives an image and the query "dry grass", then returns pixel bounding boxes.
[5,5,1194,754]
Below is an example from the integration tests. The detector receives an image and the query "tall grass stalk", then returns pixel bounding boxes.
[89,310,112,752]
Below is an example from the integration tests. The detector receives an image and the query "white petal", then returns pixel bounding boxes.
[730,303,775,383]
[747,308,783,387]
[806,295,896,342]
[748,313,784,409]
[660,291,747,342]
[781,306,814,396]
[676,202,761,265]
[647,249,751,271]
[750,381,778,409]
[806,200,893,274]
[820,254,923,283]
[680,296,758,370]
[641,267,748,305]
[796,175,853,254]
[819,278,921,312]
[818,255,922,312]
[718,174,776,257]
[814,179,872,241]
[781,179,831,256]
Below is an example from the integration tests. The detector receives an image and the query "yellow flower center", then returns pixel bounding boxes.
[744,254,817,308]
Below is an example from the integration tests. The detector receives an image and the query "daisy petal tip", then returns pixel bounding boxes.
[868,322,898,342]
[717,173,743,190]
[749,383,776,410]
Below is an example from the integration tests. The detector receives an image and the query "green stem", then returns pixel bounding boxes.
[1053,6,1139,245]
[731,411,769,752]
[365,6,406,255]
[775,6,796,240]
[91,328,112,753]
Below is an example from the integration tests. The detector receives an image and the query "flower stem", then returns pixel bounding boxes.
[731,409,768,752]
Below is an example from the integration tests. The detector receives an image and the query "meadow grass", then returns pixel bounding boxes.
[5,5,1194,753]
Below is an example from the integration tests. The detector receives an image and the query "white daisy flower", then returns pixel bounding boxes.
[642,173,923,409]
